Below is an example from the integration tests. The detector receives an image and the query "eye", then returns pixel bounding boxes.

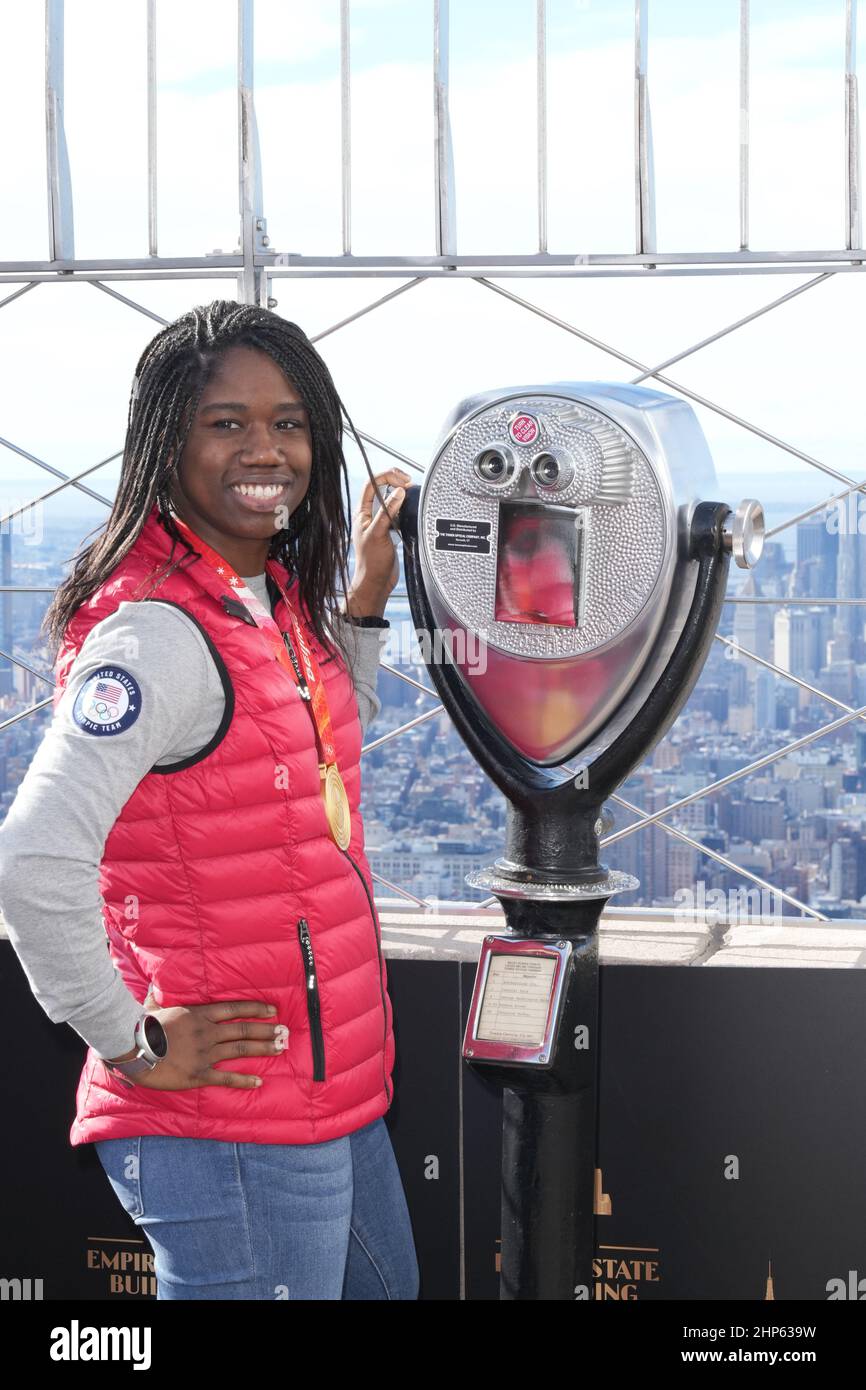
[211,419,302,430]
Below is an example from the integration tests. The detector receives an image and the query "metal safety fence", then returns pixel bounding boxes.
[1,0,865,924]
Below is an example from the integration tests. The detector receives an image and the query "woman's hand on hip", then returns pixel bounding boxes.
[124,999,286,1090]
[345,467,412,618]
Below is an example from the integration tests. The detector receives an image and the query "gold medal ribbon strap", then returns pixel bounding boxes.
[266,562,352,851]
[168,514,351,848]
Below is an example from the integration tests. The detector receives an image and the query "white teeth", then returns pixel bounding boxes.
[232,483,285,498]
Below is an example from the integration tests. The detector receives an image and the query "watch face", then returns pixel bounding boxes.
[142,1013,168,1058]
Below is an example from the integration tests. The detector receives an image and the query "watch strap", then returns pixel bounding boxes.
[341,614,390,628]
[103,1053,155,1088]
[102,1012,167,1087]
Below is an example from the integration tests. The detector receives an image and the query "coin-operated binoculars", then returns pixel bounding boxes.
[395,382,764,1301]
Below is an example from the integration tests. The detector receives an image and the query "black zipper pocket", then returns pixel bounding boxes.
[297,918,326,1081]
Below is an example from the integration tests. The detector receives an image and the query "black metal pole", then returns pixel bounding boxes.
[498,911,602,1301]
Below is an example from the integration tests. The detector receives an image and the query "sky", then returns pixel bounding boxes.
[0,0,864,542]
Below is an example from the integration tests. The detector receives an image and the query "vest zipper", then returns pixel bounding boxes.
[279,596,388,1102]
[296,918,326,1082]
[341,847,392,1105]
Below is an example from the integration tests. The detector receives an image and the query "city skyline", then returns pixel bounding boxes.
[3,486,866,921]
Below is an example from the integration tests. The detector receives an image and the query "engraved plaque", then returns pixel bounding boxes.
[464,937,572,1066]
[476,954,557,1046]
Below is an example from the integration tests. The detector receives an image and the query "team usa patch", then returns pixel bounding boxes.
[72,666,142,736]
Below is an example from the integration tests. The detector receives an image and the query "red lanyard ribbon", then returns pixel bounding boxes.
[170,514,338,768]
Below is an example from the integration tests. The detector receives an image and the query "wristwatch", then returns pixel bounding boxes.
[102,1013,169,1088]
[342,614,390,628]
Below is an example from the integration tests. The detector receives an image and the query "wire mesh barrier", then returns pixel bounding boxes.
[1,0,865,925]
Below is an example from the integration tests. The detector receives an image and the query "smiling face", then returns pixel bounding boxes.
[166,343,314,575]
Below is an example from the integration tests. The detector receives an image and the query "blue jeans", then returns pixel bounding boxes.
[95,1118,420,1300]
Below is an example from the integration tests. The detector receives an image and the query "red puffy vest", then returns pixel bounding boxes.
[54,504,394,1147]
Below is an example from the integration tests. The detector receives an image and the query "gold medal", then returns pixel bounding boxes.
[321,762,352,850]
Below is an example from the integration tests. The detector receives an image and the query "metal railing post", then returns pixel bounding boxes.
[45,0,74,263]
[237,0,267,305]
[434,0,457,259]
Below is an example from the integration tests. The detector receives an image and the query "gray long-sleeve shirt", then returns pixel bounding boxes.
[0,572,388,1061]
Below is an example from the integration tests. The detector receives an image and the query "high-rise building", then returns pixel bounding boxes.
[0,531,13,697]
[795,515,837,598]
[666,838,697,897]
[829,835,866,902]
[742,797,786,841]
[727,658,749,706]
[754,668,775,730]
[733,572,773,675]
[753,541,791,596]
[774,607,823,680]
[834,531,862,659]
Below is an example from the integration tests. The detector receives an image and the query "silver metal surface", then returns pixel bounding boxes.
[341,0,352,256]
[466,864,639,901]
[846,0,862,251]
[418,382,719,764]
[4,260,866,281]
[722,498,765,568]
[463,936,572,1066]
[147,0,157,257]
[634,0,656,255]
[739,0,750,250]
[537,0,548,254]
[237,0,266,306]
[45,0,74,263]
[433,0,456,259]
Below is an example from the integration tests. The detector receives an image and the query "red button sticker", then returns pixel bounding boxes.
[508,413,540,445]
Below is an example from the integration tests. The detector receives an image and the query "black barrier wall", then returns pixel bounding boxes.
[1,943,865,1301]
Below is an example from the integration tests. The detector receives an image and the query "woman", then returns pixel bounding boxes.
[0,300,419,1300]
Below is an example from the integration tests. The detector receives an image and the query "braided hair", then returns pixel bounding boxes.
[43,299,381,662]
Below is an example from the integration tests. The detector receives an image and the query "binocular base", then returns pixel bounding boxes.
[466,860,638,902]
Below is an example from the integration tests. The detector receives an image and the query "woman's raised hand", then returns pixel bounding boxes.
[345,467,412,618]
[115,1000,286,1090]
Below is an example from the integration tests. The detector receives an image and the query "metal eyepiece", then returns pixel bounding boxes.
[532,453,560,485]
[529,448,574,492]
[474,445,516,486]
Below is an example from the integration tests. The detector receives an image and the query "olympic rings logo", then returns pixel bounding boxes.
[90,699,120,721]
